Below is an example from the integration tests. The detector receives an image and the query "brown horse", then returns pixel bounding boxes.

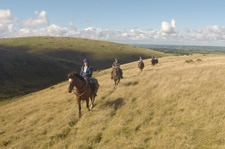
[138,61,144,71]
[68,72,98,118]
[112,67,121,86]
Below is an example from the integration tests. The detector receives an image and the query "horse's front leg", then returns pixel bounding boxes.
[77,99,81,118]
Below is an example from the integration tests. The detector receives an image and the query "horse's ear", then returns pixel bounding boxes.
[73,72,78,77]
[68,72,77,79]
[67,73,71,78]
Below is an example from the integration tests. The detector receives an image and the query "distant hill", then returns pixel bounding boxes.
[134,44,225,55]
[1,54,225,148]
[0,37,167,99]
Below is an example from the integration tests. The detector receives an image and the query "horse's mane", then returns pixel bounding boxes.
[68,72,85,81]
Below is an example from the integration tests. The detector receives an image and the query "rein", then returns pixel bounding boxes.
[73,79,88,97]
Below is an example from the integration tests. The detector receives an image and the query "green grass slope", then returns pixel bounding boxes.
[0,36,167,99]
[0,54,225,148]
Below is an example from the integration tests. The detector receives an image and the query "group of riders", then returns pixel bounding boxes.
[79,56,158,97]
[139,56,158,63]
[69,57,158,117]
[79,58,123,97]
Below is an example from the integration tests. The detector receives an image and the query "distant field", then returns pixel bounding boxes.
[1,54,225,148]
[0,37,167,99]
[134,44,225,55]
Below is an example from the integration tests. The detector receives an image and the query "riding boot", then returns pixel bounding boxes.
[91,84,97,96]
[120,69,123,79]
[111,70,113,79]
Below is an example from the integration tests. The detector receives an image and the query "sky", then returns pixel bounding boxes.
[1,0,225,46]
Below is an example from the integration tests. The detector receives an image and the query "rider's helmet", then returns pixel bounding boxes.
[83,58,88,62]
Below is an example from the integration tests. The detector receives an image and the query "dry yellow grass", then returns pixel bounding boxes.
[1,54,225,149]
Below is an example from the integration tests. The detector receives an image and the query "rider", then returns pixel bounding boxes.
[139,57,143,62]
[111,58,123,79]
[80,58,97,96]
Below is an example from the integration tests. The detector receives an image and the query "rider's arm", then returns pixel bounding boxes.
[112,62,115,68]
[85,66,93,78]
[80,66,83,76]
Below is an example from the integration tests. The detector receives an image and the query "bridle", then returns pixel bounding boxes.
[69,78,88,97]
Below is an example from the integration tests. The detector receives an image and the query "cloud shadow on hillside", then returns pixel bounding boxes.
[37,48,154,71]
[0,45,155,100]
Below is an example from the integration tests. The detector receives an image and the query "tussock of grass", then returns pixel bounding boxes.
[1,54,225,148]
[196,58,202,62]
[185,59,194,63]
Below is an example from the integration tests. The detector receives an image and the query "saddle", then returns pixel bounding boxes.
[87,77,99,91]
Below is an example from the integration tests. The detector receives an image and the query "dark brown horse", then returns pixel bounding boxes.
[151,59,158,66]
[112,67,121,86]
[68,72,98,118]
[138,61,144,71]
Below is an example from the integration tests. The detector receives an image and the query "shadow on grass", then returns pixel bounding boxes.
[123,81,139,86]
[105,98,124,110]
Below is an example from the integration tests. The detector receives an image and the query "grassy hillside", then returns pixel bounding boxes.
[1,54,225,148]
[0,36,167,99]
[0,48,78,99]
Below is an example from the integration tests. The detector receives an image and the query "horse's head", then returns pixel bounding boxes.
[113,67,119,71]
[67,72,85,93]
[113,67,120,77]
[68,78,75,93]
[67,72,76,93]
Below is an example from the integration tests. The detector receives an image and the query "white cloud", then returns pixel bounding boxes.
[0,9,17,24]
[2,9,225,46]
[189,25,225,41]
[23,11,49,28]
[184,27,191,33]
[0,9,17,37]
[160,19,177,34]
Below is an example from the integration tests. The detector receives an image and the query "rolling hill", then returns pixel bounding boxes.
[0,54,225,148]
[0,36,167,99]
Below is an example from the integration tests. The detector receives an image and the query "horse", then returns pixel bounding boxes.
[151,59,158,66]
[68,72,99,118]
[112,67,121,86]
[138,61,144,71]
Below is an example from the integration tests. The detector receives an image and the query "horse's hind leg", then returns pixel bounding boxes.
[90,97,95,109]
[86,99,90,111]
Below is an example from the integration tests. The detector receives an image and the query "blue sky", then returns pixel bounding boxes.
[1,0,225,46]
